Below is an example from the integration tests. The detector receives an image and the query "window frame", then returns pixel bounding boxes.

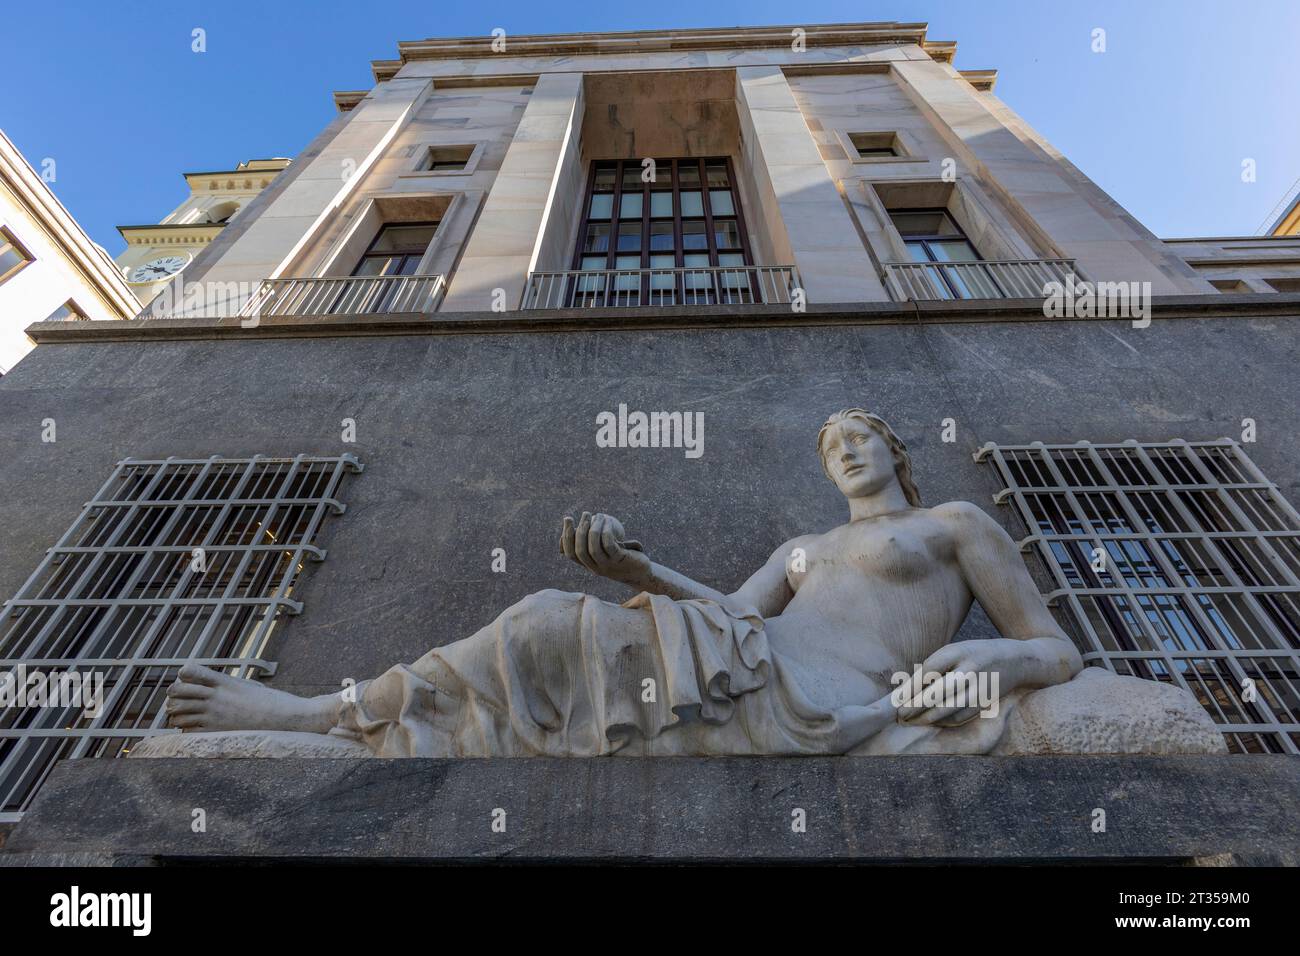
[0,226,35,286]
[569,157,756,306]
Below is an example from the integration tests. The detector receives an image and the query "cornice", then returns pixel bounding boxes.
[25,294,1300,346]
[117,223,225,246]
[958,69,997,92]
[369,21,938,82]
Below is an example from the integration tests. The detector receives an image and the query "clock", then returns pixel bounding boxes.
[128,254,190,283]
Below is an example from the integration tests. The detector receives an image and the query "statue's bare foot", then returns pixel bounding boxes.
[164,664,339,734]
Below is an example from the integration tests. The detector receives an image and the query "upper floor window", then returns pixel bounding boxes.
[848,131,902,159]
[890,209,981,265]
[419,145,474,173]
[888,209,1006,299]
[571,157,754,306]
[0,226,34,285]
[352,222,439,277]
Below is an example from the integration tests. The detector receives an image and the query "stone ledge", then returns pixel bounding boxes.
[22,294,1300,345]
[3,755,1296,864]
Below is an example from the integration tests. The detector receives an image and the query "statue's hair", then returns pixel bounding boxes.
[816,409,921,507]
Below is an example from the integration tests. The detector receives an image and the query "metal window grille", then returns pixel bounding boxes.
[0,454,362,819]
[976,439,1300,754]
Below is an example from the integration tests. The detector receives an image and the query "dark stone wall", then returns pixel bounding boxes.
[1,313,1297,694]
[7,754,1298,864]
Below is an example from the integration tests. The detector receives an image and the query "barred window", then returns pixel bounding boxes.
[977,439,1300,754]
[0,454,362,819]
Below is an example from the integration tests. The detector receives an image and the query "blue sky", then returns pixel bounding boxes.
[3,0,1297,254]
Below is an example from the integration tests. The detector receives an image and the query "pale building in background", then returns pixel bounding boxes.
[1269,190,1299,237]
[0,130,137,373]
[114,157,291,308]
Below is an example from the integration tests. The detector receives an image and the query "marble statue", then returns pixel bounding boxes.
[136,410,1224,759]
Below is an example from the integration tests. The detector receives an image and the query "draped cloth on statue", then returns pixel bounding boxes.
[332,589,875,757]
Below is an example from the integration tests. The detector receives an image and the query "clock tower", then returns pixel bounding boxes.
[115,157,290,307]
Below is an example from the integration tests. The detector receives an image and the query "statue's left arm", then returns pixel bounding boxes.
[899,502,1083,726]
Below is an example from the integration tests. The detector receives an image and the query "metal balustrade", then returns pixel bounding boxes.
[238,274,447,319]
[522,265,802,310]
[883,258,1081,302]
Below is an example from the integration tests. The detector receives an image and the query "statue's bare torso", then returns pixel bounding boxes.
[770,505,975,711]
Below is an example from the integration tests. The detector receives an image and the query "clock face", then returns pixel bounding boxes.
[129,254,189,283]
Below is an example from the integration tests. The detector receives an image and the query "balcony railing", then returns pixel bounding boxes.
[238,274,447,319]
[883,259,1081,302]
[522,265,802,310]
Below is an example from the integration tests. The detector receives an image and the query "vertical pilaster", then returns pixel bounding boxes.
[734,66,888,303]
[441,72,585,311]
[892,58,1212,294]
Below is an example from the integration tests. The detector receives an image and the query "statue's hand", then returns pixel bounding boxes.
[560,512,649,584]
[896,639,1027,727]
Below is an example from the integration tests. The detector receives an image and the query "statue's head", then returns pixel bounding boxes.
[816,409,921,506]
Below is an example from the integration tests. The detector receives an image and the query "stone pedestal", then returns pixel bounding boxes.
[3,755,1296,865]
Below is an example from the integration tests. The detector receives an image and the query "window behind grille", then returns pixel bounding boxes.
[0,454,362,819]
[977,439,1300,754]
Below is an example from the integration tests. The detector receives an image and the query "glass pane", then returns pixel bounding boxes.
[679,191,703,217]
[617,223,641,252]
[705,161,729,187]
[583,223,610,253]
[649,221,675,251]
[889,210,961,238]
[622,167,645,189]
[593,165,616,191]
[397,257,421,276]
[683,253,710,268]
[619,193,643,219]
[905,242,931,263]
[650,255,676,289]
[614,256,640,292]
[650,192,674,218]
[580,255,607,271]
[0,247,25,275]
[928,239,980,262]
[589,194,613,219]
[678,163,701,187]
[682,221,707,250]
[718,253,745,267]
[709,190,734,216]
[352,256,388,277]
[370,224,438,254]
[651,159,673,188]
[713,220,741,249]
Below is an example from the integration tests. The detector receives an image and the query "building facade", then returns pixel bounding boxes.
[0,130,137,374]
[2,22,1298,862]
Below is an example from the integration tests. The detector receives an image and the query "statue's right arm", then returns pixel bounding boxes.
[560,512,795,618]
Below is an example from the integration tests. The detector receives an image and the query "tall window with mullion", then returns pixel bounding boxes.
[889,209,1002,299]
[573,157,753,306]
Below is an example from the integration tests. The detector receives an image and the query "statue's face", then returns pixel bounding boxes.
[821,418,897,499]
